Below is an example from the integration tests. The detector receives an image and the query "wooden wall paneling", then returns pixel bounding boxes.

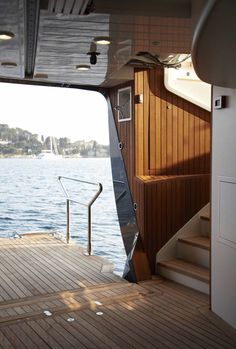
[161,181,167,249]
[143,70,150,175]
[183,104,189,174]
[166,90,173,175]
[134,73,139,179]
[134,67,211,178]
[136,180,145,240]
[183,177,188,222]
[177,97,184,175]
[196,176,201,210]
[170,180,175,239]
[166,180,172,239]
[155,69,162,175]
[205,110,211,173]
[144,184,151,264]
[189,102,195,174]
[109,66,211,275]
[172,94,178,175]
[194,104,200,173]
[149,69,156,174]
[157,181,162,252]
[175,179,181,231]
[189,177,194,218]
[135,70,144,175]
[140,175,210,272]
[161,77,167,174]
[199,116,206,174]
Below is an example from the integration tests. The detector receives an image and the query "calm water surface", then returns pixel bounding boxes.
[0,158,126,275]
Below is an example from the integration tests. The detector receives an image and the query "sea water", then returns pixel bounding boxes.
[0,158,126,275]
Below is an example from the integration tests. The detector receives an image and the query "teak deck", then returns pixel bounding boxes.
[0,234,235,349]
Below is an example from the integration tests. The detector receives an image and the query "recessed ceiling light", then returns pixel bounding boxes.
[0,31,14,40]
[94,36,111,45]
[76,64,90,71]
[1,61,17,68]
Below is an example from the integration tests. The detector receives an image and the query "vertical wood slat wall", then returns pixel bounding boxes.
[109,67,211,274]
[135,68,211,176]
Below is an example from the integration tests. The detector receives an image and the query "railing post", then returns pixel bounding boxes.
[66,199,70,243]
[87,205,92,255]
[58,177,102,252]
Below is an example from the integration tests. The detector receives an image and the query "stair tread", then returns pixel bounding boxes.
[200,214,210,221]
[178,235,210,250]
[158,259,209,283]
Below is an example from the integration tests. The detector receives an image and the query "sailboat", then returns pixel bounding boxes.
[37,136,62,159]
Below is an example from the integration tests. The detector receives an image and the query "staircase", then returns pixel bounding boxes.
[156,205,210,294]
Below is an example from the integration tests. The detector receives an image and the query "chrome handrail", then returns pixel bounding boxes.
[58,176,103,255]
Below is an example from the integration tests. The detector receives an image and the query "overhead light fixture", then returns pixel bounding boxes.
[1,61,17,68]
[87,52,100,65]
[0,31,14,40]
[94,36,111,45]
[76,64,91,71]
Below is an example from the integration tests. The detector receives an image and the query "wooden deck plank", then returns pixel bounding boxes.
[44,317,79,349]
[102,303,171,349]
[0,330,16,349]
[3,251,52,295]
[1,245,60,295]
[1,326,26,349]
[119,300,196,349]
[0,236,119,303]
[145,297,233,348]
[55,315,93,349]
[131,299,225,349]
[29,319,64,349]
[10,323,39,349]
[34,244,116,285]
[8,242,86,289]
[0,235,236,349]
[16,322,50,349]
[78,310,129,348]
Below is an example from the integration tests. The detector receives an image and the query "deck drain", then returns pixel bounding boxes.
[67,318,75,322]
[43,310,52,317]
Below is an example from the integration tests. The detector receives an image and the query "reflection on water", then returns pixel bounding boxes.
[0,158,126,275]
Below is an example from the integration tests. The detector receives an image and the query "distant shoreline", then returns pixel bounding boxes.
[0,155,109,159]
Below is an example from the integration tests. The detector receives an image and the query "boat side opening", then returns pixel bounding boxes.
[0,83,126,275]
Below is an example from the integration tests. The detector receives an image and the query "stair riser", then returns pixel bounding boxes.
[177,242,210,268]
[158,266,209,294]
[200,219,211,237]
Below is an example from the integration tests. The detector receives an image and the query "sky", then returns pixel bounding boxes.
[0,82,109,145]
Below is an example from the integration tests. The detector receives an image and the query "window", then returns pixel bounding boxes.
[117,86,132,122]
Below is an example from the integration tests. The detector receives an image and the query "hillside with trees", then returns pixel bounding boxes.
[0,124,109,158]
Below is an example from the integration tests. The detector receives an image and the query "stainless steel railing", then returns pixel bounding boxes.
[58,176,103,255]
